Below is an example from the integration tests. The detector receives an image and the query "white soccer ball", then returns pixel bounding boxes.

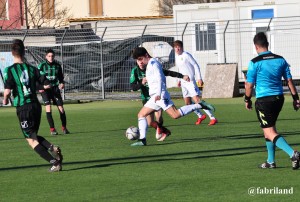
[125,126,139,140]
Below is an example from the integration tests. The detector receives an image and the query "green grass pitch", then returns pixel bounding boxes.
[0,97,299,202]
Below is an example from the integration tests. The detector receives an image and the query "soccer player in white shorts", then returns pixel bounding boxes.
[130,47,215,146]
[174,40,218,126]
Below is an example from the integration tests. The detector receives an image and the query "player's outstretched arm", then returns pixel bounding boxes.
[162,69,189,81]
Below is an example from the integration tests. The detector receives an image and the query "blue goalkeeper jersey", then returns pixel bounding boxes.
[246,51,292,99]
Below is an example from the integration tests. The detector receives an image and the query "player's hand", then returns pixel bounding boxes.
[39,90,44,93]
[183,75,190,82]
[245,100,252,110]
[44,84,51,89]
[2,98,8,105]
[177,81,181,87]
[154,95,161,102]
[59,83,64,90]
[293,100,300,111]
[141,77,147,85]
[197,80,203,87]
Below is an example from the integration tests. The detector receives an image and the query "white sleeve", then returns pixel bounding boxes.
[187,54,202,80]
[152,62,163,96]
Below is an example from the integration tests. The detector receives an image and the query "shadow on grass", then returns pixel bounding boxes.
[0,137,24,141]
[1,125,300,171]
[164,130,300,144]
[165,114,299,126]
[2,142,300,172]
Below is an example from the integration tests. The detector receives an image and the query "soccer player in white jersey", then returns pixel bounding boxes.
[174,40,218,126]
[130,47,215,146]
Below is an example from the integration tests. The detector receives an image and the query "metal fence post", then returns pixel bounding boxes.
[95,21,99,33]
[223,20,229,64]
[140,25,147,46]
[22,29,29,42]
[181,23,188,42]
[100,27,107,99]
[60,29,67,100]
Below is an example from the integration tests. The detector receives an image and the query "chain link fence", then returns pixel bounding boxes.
[1,16,300,101]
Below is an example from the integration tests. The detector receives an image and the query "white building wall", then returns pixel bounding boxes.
[173,0,300,80]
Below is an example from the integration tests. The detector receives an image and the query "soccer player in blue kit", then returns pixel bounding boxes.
[244,32,300,169]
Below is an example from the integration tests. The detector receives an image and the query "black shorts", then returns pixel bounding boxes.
[16,102,42,138]
[255,95,284,128]
[41,86,63,106]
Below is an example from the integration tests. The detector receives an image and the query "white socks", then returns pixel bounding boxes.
[203,109,215,119]
[194,109,203,118]
[138,117,148,139]
[179,104,201,116]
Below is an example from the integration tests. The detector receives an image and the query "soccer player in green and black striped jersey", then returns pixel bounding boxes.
[130,63,190,141]
[3,39,63,172]
[38,49,69,135]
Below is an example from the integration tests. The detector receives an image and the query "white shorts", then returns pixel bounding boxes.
[181,81,201,98]
[144,96,174,111]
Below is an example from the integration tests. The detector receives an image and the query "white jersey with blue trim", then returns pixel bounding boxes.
[175,51,202,83]
[146,58,170,99]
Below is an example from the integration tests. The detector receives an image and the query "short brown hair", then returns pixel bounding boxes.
[11,39,25,57]
[173,40,183,48]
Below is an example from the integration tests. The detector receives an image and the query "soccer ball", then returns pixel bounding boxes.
[125,126,139,140]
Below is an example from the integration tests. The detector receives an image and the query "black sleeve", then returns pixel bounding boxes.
[131,82,142,91]
[163,69,183,78]
[3,69,15,89]
[35,67,50,90]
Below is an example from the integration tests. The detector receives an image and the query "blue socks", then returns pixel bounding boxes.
[273,135,294,158]
[266,139,275,163]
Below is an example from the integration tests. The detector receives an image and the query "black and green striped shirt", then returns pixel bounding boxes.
[3,63,49,107]
[130,65,184,102]
[38,61,64,86]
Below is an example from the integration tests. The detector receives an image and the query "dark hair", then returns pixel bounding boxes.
[11,39,25,57]
[253,32,269,48]
[46,48,55,56]
[173,40,183,48]
[132,47,149,59]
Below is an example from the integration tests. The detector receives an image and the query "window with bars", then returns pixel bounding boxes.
[0,0,7,19]
[195,23,216,51]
